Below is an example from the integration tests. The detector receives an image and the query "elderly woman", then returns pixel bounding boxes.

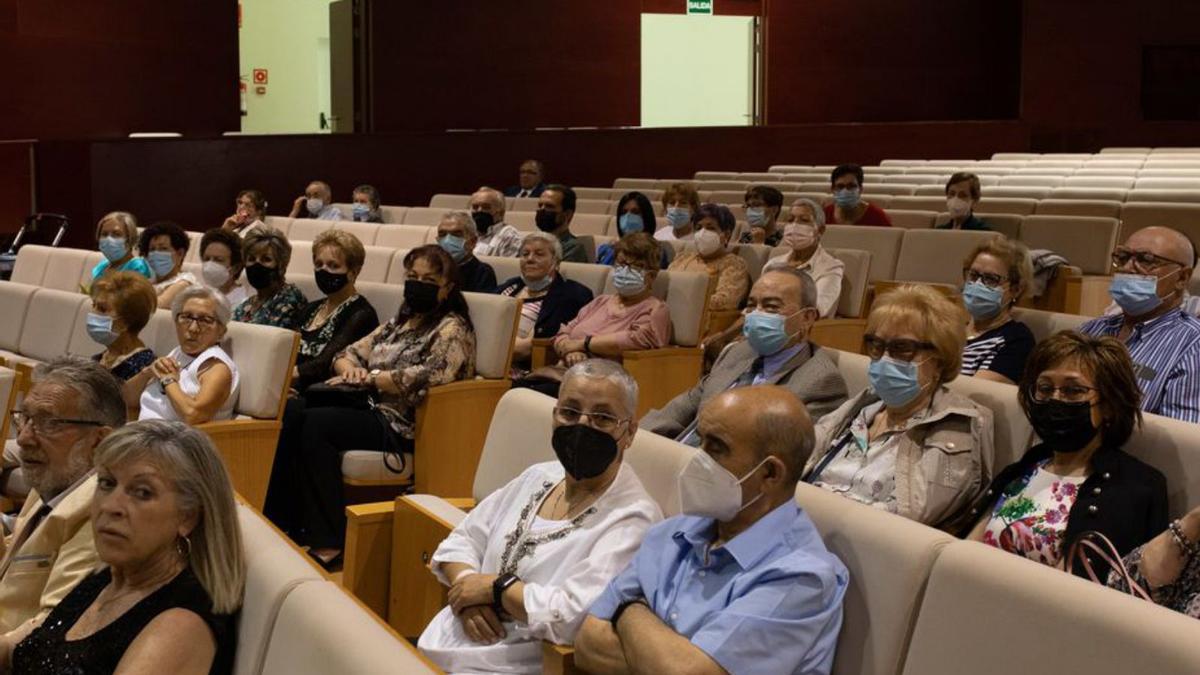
[417,360,661,673]
[596,192,670,268]
[130,286,239,425]
[936,172,990,231]
[497,232,594,376]
[654,182,701,242]
[765,197,846,319]
[199,228,248,308]
[964,332,1166,576]
[277,244,475,566]
[91,211,151,282]
[667,203,749,312]
[960,238,1036,384]
[232,226,308,327]
[802,285,995,529]
[221,189,268,237]
[3,420,245,673]
[292,229,379,391]
[352,184,384,223]
[89,271,157,382]
[139,221,197,309]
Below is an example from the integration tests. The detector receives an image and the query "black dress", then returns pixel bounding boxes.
[13,567,236,675]
[291,294,379,391]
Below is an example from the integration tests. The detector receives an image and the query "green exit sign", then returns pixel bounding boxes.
[687,0,713,15]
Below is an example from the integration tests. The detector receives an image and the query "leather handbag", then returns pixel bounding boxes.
[302,383,375,411]
[1066,530,1152,601]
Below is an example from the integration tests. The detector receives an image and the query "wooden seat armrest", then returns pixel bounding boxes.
[343,501,398,619]
[390,496,460,638]
[542,642,579,675]
[622,346,703,417]
[443,497,477,511]
[195,418,281,509]
[1062,273,1111,317]
[810,318,869,354]
[531,338,557,370]
[414,378,512,496]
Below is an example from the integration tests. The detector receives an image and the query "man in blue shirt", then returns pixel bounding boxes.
[576,385,849,675]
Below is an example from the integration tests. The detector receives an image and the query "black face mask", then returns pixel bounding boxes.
[244,263,278,290]
[403,279,441,314]
[315,269,350,296]
[552,424,619,480]
[535,210,560,233]
[472,211,495,233]
[1028,399,1099,454]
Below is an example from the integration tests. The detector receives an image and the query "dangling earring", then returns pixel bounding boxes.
[176,534,192,561]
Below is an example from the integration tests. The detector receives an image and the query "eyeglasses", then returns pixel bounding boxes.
[863,335,936,362]
[1111,248,1189,273]
[11,411,104,435]
[553,406,626,433]
[176,313,218,328]
[1031,382,1097,403]
[962,269,1009,288]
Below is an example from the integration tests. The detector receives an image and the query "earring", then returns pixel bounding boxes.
[176,534,192,560]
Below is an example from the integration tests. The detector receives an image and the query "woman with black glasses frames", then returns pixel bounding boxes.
[960,238,1036,385]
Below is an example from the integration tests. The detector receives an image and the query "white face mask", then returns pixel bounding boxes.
[677,449,769,521]
[783,223,817,250]
[694,228,723,256]
[947,197,972,218]
[201,260,231,288]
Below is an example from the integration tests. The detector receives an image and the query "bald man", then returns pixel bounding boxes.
[288,180,343,220]
[578,386,848,675]
[1080,226,1200,422]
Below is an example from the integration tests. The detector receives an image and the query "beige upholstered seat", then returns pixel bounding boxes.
[15,287,88,365]
[894,229,1001,284]
[826,247,872,318]
[331,203,353,220]
[1048,186,1129,202]
[0,282,37,357]
[377,205,407,224]
[826,348,870,398]
[1034,199,1122,218]
[571,213,614,236]
[1019,215,1119,275]
[573,198,611,215]
[1135,177,1200,190]
[401,207,447,226]
[889,196,952,212]
[948,373,1032,470]
[1118,202,1200,243]
[1063,175,1135,189]
[886,209,937,229]
[10,244,52,286]
[573,187,612,200]
[881,175,942,185]
[913,184,951,196]
[984,186,1054,200]
[78,251,104,289]
[507,197,539,212]
[698,179,750,191]
[1123,412,1200,518]
[821,226,905,283]
[375,225,434,250]
[867,184,918,196]
[428,193,470,209]
[613,178,658,191]
[707,189,745,205]
[1125,189,1200,204]
[694,171,739,180]
[0,367,16,441]
[1010,307,1088,343]
[935,212,1021,239]
[286,240,314,277]
[732,243,772,283]
[39,247,91,292]
[332,220,381,246]
[263,216,293,235]
[974,197,1038,215]
[505,212,535,231]
[559,261,611,296]
[357,245,394,283]
[285,219,331,243]
[184,231,203,263]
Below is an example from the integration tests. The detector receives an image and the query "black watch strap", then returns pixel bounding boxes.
[611,598,646,629]
[493,573,519,611]
[584,335,593,356]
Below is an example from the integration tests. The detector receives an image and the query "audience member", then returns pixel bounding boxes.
[597,192,670,268]
[1078,226,1200,423]
[803,285,994,529]
[738,185,785,246]
[578,386,849,675]
[497,232,594,377]
[199,228,249,308]
[232,227,308,327]
[0,358,123,642]
[88,272,157,383]
[654,182,701,242]
[221,189,267,237]
[536,185,587,263]
[287,180,343,221]
[764,197,845,318]
[139,221,196,309]
[1110,502,1200,617]
[504,159,547,198]
[667,203,749,311]
[131,287,239,425]
[437,211,497,293]
[417,360,661,673]
[291,229,380,391]
[936,172,990,230]
[5,421,244,673]
[643,268,847,446]
[470,187,523,258]
[824,164,892,226]
[960,238,1035,384]
[351,184,384,223]
[91,211,151,282]
[964,332,1167,577]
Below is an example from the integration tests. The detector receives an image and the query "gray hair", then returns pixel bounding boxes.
[171,285,232,327]
[562,359,639,417]
[93,420,246,614]
[473,186,507,216]
[33,356,126,428]
[442,210,478,238]
[790,197,826,227]
[520,231,563,263]
[759,267,818,309]
[309,180,333,200]
[242,226,293,272]
[95,211,139,243]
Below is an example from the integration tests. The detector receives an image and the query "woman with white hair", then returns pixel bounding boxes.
[129,286,240,425]
[763,197,845,319]
[90,211,152,282]
[3,420,245,674]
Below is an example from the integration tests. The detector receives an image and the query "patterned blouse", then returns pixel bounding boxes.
[337,313,475,439]
[668,251,750,311]
[93,348,155,382]
[981,460,1085,567]
[232,283,308,328]
[1111,544,1200,618]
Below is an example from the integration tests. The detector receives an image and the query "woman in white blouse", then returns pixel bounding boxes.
[418,359,662,674]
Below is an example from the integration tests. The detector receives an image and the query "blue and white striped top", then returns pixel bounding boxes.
[1079,308,1200,423]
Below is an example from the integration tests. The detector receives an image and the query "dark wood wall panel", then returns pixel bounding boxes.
[0,141,34,238]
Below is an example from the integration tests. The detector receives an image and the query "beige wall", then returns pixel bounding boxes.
[640,14,754,128]
[239,0,333,134]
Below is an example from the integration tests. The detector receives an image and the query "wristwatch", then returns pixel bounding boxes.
[368,368,381,387]
[492,572,520,612]
[583,336,593,356]
[159,376,177,389]
[611,598,647,629]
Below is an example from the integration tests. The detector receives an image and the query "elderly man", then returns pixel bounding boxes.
[0,357,125,639]
[470,187,524,258]
[642,268,847,446]
[504,159,547,198]
[536,184,587,263]
[764,198,846,319]
[1080,225,1200,423]
[418,359,661,673]
[288,180,343,220]
[437,210,497,293]
[578,385,849,675]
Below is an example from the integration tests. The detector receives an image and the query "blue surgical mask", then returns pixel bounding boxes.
[438,234,467,263]
[86,312,119,346]
[666,207,691,230]
[618,212,645,236]
[352,203,370,221]
[147,250,176,278]
[1109,273,1167,317]
[834,188,860,209]
[612,265,646,297]
[742,310,800,356]
[962,281,1005,321]
[746,207,767,227]
[98,236,127,263]
[868,356,926,408]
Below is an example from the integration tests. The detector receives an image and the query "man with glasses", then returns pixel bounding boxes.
[0,357,125,641]
[642,268,847,446]
[1079,226,1200,423]
[504,159,547,199]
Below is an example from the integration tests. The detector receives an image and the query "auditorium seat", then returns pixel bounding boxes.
[573,187,612,200]
[732,243,772,284]
[37,247,91,292]
[0,367,15,441]
[893,229,1002,285]
[866,184,918,196]
[504,212,535,231]
[984,186,1054,200]
[374,224,435,249]
[332,204,353,220]
[1118,202,1200,243]
[333,220,382,246]
[889,196,952,212]
[1125,189,1200,204]
[694,171,738,180]
[1010,307,1088,343]
[286,219,330,243]
[571,213,615,237]
[738,172,784,181]
[285,241,314,277]
[699,179,750,191]
[708,189,746,205]
[913,184,951,196]
[79,251,104,289]
[5,287,88,368]
[1138,168,1200,177]
[357,245,395,283]
[378,205,407,224]
[1019,215,1119,275]
[428,194,470,209]
[1073,167,1140,176]
[1123,412,1200,518]
[998,175,1066,188]
[974,197,1038,215]
[881,175,943,185]
[0,282,36,364]
[1063,175,1135,189]
[184,231,204,263]
[401,207,448,226]
[826,248,873,318]
[1100,147,1151,154]
[263,216,293,234]
[822,226,905,284]
[1034,199,1122,218]
[9,244,52,286]
[948,372,1033,470]
[936,212,1021,239]
[858,194,895,209]
[573,198,612,215]
[1135,177,1200,190]
[886,210,938,229]
[507,196,540,212]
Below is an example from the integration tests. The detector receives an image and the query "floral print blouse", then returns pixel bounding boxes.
[667,251,750,312]
[981,460,1085,567]
[1111,544,1200,618]
[232,283,308,328]
[337,312,475,439]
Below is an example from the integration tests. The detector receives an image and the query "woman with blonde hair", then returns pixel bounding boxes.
[960,237,1036,384]
[91,211,151,282]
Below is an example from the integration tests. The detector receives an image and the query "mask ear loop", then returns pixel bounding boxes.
[734,455,774,515]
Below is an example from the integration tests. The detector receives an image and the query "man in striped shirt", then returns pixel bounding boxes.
[1079,226,1200,423]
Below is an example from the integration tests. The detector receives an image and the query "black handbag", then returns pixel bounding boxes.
[302,383,375,410]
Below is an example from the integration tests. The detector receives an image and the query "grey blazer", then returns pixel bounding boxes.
[641,340,848,438]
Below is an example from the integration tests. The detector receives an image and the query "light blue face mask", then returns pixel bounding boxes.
[962,281,1005,321]
[742,310,800,356]
[86,312,119,346]
[352,203,370,222]
[745,207,767,227]
[147,250,176,278]
[868,356,926,408]
[612,265,646,297]
[618,212,645,235]
[438,234,467,263]
[523,273,553,292]
[833,188,860,209]
[99,236,127,263]
[1109,273,1168,317]
[666,207,691,230]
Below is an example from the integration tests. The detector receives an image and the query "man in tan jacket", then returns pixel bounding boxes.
[0,357,125,639]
